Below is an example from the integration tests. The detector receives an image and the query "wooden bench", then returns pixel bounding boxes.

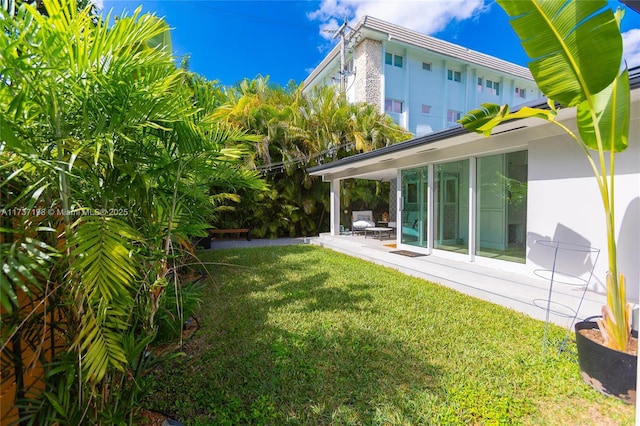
[208,228,251,241]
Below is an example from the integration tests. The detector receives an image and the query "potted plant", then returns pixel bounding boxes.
[459,0,634,402]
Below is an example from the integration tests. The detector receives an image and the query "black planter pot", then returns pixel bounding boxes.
[575,320,637,404]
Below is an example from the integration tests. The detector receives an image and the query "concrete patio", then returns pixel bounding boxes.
[309,233,608,331]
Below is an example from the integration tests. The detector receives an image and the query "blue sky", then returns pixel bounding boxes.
[100,0,640,87]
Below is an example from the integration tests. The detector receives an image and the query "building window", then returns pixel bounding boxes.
[477,77,484,91]
[447,109,461,122]
[385,53,403,67]
[447,69,462,82]
[385,99,403,113]
[486,79,500,95]
[515,87,526,99]
[422,62,432,71]
[421,104,432,114]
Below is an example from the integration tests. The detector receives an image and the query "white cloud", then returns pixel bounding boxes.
[622,28,640,68]
[308,0,487,40]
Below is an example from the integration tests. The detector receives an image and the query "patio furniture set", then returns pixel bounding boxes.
[350,210,395,240]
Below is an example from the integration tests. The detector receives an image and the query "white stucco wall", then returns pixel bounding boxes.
[527,122,640,301]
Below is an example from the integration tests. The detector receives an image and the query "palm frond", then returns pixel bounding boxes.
[68,215,140,382]
[1,235,58,313]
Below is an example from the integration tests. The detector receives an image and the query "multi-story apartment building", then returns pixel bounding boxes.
[303,16,543,136]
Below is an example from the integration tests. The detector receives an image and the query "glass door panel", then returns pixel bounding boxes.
[434,160,469,254]
[476,151,527,263]
[401,167,428,247]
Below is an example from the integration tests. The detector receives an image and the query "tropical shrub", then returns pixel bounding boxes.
[216,78,411,237]
[0,0,266,423]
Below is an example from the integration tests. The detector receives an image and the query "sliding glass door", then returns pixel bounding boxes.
[476,151,527,262]
[400,167,428,247]
[398,152,527,263]
[434,160,469,254]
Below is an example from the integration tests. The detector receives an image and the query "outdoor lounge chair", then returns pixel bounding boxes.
[351,210,375,234]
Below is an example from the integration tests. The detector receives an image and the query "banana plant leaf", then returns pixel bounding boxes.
[461,1,629,155]
[498,0,623,107]
[577,68,629,153]
[458,103,556,137]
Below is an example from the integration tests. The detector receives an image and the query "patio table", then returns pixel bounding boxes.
[364,227,393,240]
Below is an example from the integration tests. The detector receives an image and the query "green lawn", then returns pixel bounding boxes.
[143,245,634,425]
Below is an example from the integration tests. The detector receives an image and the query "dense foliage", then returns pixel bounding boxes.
[1,1,410,423]
[215,77,411,237]
[1,0,264,423]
